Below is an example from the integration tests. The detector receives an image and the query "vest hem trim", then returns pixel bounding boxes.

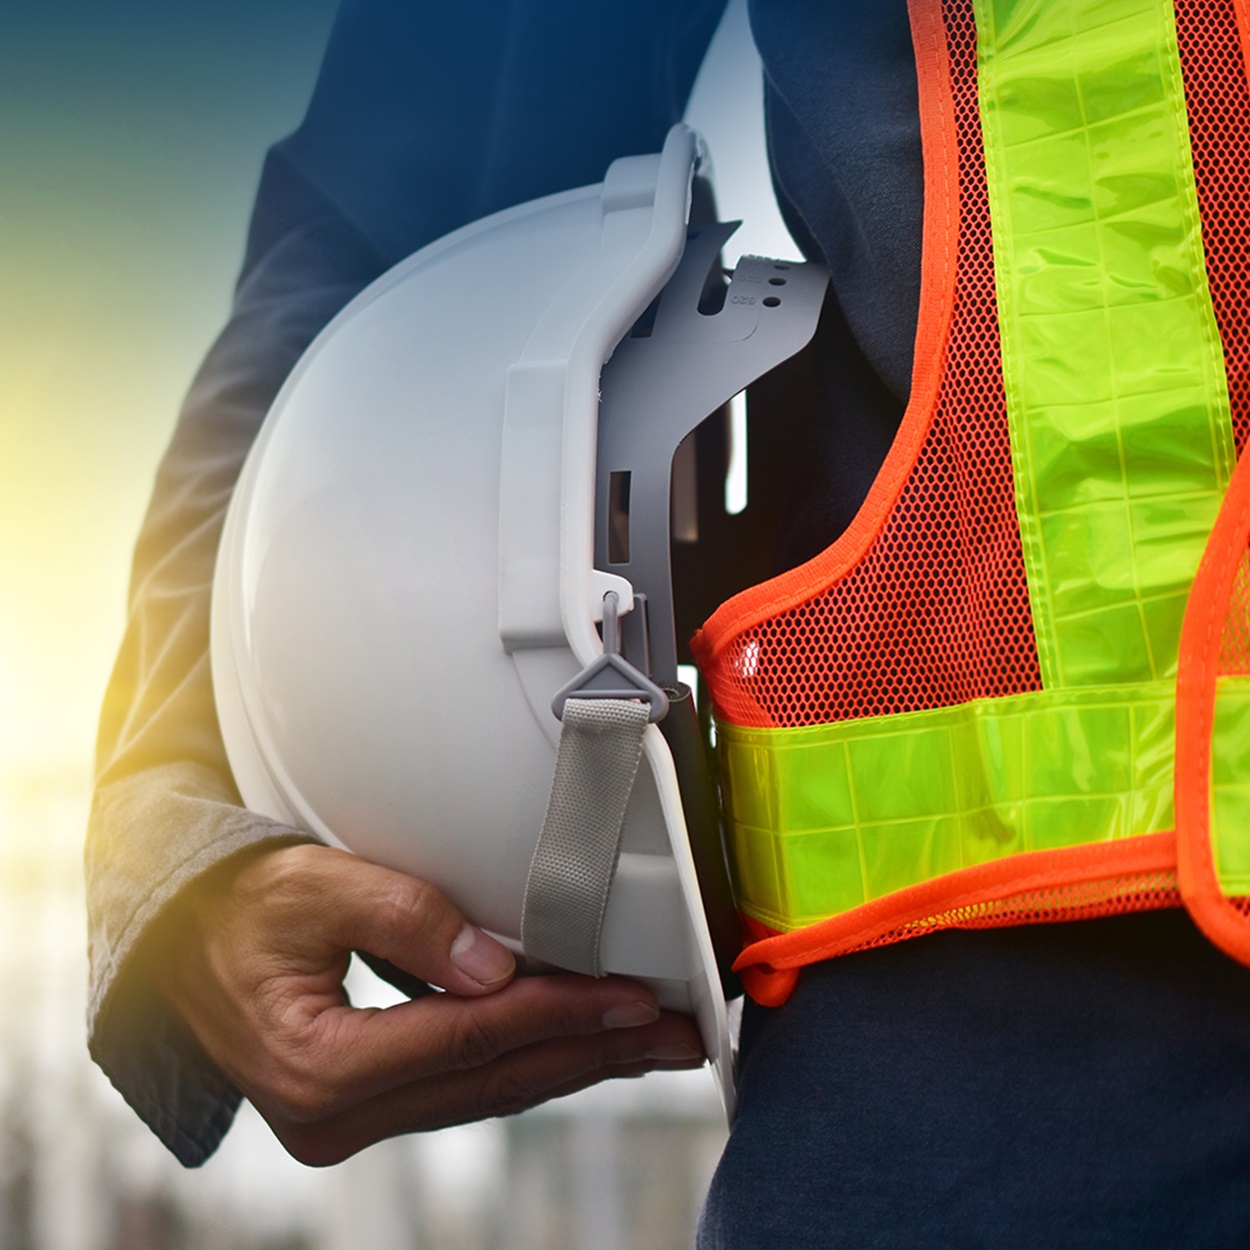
[734,830,1179,1005]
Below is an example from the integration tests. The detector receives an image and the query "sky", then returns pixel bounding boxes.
[0,0,339,781]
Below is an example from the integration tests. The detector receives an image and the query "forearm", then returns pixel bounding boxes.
[86,152,387,1164]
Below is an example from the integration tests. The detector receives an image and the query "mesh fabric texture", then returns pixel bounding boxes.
[701,0,1041,731]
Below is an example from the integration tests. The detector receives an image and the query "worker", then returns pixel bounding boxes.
[87,1,1250,1244]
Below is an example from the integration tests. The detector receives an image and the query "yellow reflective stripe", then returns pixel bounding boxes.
[1211,676,1250,893]
[976,0,1235,688]
[720,682,1176,932]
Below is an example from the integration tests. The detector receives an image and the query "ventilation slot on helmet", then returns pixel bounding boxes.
[608,471,632,564]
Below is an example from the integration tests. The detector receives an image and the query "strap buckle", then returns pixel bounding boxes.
[550,591,670,723]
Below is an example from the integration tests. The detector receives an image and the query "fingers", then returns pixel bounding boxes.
[278,972,698,1113]
[259,1011,706,1167]
[259,844,518,997]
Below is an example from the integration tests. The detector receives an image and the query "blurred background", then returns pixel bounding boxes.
[0,1,797,1245]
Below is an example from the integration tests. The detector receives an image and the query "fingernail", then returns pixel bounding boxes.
[450,925,515,987]
[645,1042,703,1062]
[602,1001,661,1030]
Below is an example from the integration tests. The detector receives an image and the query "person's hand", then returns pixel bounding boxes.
[154,842,704,1165]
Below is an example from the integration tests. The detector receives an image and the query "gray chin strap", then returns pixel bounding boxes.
[521,697,650,977]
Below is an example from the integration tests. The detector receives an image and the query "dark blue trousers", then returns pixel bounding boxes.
[699,912,1250,1247]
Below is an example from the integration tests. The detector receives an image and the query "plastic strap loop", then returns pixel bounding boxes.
[551,591,669,722]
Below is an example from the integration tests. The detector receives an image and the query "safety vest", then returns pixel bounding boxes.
[691,0,1250,1007]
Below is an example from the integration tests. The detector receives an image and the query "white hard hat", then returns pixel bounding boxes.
[211,124,827,1115]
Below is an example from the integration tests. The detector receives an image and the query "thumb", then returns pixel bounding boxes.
[314,848,517,996]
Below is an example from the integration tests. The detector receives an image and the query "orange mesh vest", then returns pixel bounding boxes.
[691,0,1250,1007]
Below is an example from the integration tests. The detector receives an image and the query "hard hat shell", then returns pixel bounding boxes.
[212,125,826,1115]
